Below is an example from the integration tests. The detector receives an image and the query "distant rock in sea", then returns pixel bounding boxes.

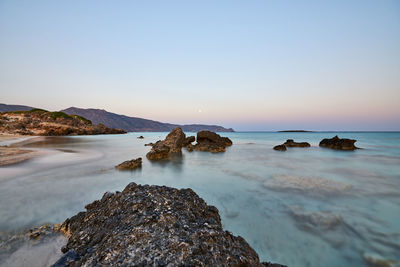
[278,130,312,132]
[319,136,358,150]
[283,139,311,147]
[273,139,310,151]
[54,182,284,266]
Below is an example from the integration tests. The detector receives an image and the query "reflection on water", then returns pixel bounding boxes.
[0,132,400,267]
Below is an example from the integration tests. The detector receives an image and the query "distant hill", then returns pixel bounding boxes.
[61,107,234,132]
[0,103,35,112]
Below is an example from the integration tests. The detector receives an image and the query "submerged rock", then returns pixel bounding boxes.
[289,206,342,231]
[146,127,186,160]
[193,131,233,153]
[283,139,310,148]
[137,135,144,139]
[273,144,287,151]
[264,175,352,196]
[55,182,279,266]
[116,157,142,170]
[319,136,358,150]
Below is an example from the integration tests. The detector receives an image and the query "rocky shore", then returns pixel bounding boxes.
[0,109,126,136]
[53,182,284,266]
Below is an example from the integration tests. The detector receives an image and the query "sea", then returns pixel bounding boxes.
[0,132,399,267]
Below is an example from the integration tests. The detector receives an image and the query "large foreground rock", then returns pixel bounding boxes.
[192,131,233,153]
[319,136,358,150]
[146,127,186,160]
[54,182,281,266]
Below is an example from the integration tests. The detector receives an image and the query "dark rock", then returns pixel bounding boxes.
[144,142,154,147]
[52,249,80,267]
[283,139,310,147]
[55,182,271,266]
[319,136,358,150]
[116,158,142,170]
[146,141,171,160]
[137,136,144,139]
[146,127,186,160]
[273,145,287,151]
[193,131,232,153]
[183,136,195,147]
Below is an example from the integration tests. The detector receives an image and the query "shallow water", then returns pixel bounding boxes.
[1,132,399,266]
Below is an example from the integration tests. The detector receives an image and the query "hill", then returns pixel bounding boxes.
[61,107,234,132]
[0,103,35,112]
[0,109,126,136]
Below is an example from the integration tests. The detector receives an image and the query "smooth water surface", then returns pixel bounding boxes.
[1,132,399,266]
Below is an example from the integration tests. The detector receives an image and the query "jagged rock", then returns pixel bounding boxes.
[137,136,144,139]
[116,158,142,170]
[319,136,358,150]
[146,127,186,160]
[193,131,232,153]
[283,139,310,147]
[183,136,195,147]
[55,182,277,266]
[273,145,287,151]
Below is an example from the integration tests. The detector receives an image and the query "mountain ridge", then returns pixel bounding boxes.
[61,107,234,132]
[0,104,234,132]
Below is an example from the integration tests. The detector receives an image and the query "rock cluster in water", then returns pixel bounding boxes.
[54,182,283,266]
[146,127,186,160]
[146,128,233,160]
[319,136,358,150]
[273,139,310,151]
[116,157,142,170]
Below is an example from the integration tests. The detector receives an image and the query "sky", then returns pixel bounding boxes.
[0,0,399,131]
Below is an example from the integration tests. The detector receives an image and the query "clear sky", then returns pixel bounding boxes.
[1,0,399,131]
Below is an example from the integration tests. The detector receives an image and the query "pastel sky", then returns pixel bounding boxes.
[1,0,399,131]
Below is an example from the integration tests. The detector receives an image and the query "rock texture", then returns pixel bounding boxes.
[116,158,142,170]
[192,131,233,153]
[273,145,287,151]
[54,182,280,266]
[283,139,310,147]
[0,110,126,136]
[146,128,186,160]
[183,136,195,147]
[319,136,358,150]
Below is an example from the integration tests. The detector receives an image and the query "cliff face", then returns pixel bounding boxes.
[0,110,126,136]
[61,107,234,132]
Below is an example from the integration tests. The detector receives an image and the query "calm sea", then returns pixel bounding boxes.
[1,132,399,267]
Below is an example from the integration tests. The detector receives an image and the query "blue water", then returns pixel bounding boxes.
[1,132,399,266]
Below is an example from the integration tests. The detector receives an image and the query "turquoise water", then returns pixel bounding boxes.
[1,132,400,266]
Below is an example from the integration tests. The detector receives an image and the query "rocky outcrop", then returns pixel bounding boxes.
[273,144,287,151]
[146,127,186,160]
[54,182,281,266]
[183,136,195,147]
[137,135,144,139]
[273,139,310,151]
[191,131,233,153]
[116,158,142,170]
[0,110,126,136]
[319,136,358,150]
[283,139,310,147]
